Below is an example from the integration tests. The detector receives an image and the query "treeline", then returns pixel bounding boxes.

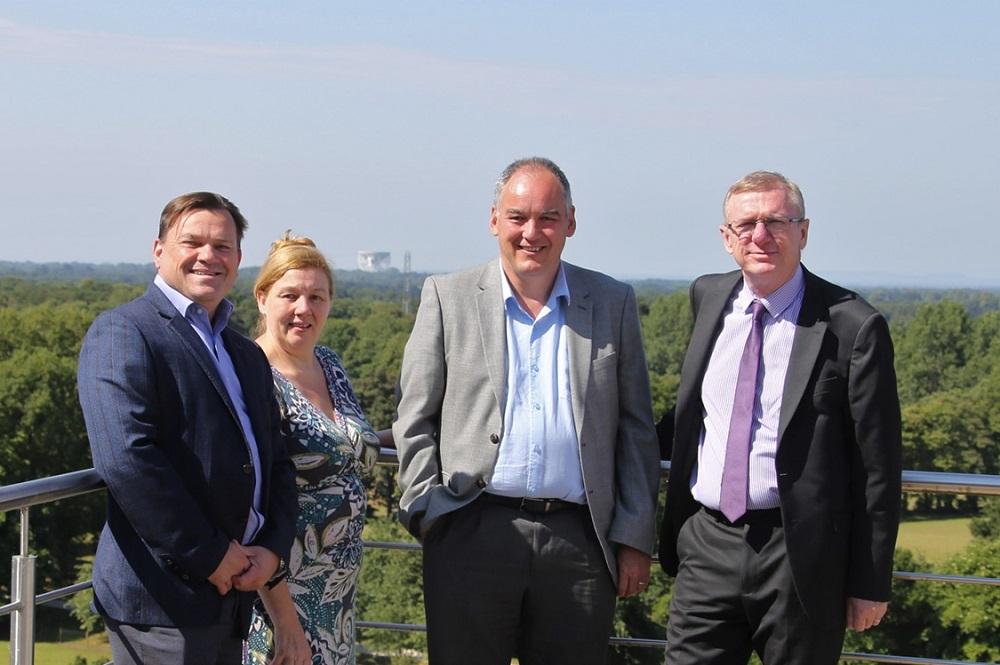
[1,276,999,661]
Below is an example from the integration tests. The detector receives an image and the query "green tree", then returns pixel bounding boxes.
[356,517,426,656]
[893,301,972,403]
[936,537,1000,661]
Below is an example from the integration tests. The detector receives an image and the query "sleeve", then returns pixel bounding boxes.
[77,311,229,579]
[392,277,448,538]
[606,286,662,555]
[846,311,903,601]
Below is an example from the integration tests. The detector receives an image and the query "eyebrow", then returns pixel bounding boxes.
[504,207,562,217]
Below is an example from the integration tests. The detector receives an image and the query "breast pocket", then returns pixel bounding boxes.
[591,353,618,401]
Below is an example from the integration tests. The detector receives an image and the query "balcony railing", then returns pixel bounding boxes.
[2,449,999,665]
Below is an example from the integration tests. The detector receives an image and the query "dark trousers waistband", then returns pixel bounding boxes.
[479,492,585,514]
[701,505,782,528]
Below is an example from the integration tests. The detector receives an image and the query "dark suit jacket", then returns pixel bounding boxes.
[77,285,297,628]
[658,267,902,626]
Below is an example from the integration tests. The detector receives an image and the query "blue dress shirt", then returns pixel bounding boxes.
[488,263,586,503]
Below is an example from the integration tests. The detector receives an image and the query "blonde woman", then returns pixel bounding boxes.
[245,233,379,665]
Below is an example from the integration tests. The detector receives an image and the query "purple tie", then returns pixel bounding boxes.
[720,300,766,523]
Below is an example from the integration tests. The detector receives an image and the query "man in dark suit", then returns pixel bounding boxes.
[658,171,902,664]
[78,192,297,664]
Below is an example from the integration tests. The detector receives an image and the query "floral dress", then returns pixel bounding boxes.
[245,346,375,665]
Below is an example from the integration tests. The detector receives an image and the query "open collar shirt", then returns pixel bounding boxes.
[488,263,586,503]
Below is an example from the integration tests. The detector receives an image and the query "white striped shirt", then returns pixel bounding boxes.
[691,266,805,511]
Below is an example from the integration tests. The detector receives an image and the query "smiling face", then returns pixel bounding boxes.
[256,267,332,355]
[153,208,241,318]
[490,167,576,293]
[722,187,809,297]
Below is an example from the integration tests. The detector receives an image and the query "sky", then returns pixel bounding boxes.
[1,2,998,287]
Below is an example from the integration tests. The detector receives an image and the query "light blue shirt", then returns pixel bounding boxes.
[154,275,265,544]
[488,263,586,503]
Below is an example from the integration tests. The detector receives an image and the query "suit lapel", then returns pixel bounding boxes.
[225,329,269,454]
[778,268,827,443]
[475,261,508,410]
[563,264,593,438]
[145,286,243,430]
[677,273,741,477]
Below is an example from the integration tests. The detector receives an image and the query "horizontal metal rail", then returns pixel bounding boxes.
[355,621,988,663]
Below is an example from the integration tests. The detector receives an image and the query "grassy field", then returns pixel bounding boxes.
[0,636,111,665]
[896,515,973,565]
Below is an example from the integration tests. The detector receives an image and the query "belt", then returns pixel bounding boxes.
[702,505,782,528]
[479,493,584,514]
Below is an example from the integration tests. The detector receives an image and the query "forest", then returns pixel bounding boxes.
[0,264,998,663]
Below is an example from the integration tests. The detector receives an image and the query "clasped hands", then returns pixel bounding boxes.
[206,539,280,596]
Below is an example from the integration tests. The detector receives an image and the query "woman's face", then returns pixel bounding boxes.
[256,267,332,354]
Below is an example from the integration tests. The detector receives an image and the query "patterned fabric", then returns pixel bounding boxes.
[245,346,372,665]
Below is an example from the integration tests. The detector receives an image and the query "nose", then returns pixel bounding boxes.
[196,243,217,262]
[293,296,309,314]
[750,220,771,244]
[522,218,541,240]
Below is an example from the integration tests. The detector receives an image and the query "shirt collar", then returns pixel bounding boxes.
[499,261,571,312]
[734,265,804,320]
[153,274,234,331]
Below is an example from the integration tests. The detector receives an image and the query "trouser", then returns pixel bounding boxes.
[422,496,618,665]
[105,594,244,665]
[665,507,845,665]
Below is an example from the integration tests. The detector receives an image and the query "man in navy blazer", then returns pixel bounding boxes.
[78,192,297,663]
[658,172,902,665]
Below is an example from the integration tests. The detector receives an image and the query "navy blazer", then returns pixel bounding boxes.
[659,267,902,627]
[78,285,297,628]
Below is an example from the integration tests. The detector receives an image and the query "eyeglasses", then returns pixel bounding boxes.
[726,217,805,242]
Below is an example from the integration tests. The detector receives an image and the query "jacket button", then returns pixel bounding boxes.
[476,478,487,488]
[489,433,500,444]
[242,463,253,475]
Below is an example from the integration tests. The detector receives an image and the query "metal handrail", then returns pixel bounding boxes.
[3,448,1000,665]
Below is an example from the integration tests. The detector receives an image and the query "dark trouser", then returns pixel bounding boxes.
[665,507,845,665]
[422,497,617,665]
[105,595,243,665]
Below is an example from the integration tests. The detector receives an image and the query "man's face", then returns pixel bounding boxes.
[153,208,241,317]
[490,167,576,286]
[722,187,808,296]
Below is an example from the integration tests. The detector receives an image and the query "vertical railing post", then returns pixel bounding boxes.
[9,506,36,665]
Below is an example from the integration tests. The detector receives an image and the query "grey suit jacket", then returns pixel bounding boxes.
[393,259,659,583]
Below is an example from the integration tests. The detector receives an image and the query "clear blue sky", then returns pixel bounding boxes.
[2,2,998,286]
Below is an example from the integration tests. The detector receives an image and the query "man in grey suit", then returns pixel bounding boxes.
[658,171,902,664]
[394,157,660,665]
[77,192,297,664]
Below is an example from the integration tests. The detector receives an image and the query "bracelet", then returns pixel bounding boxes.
[265,569,289,590]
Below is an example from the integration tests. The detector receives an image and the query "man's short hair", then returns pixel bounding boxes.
[494,157,573,208]
[724,171,805,219]
[159,192,248,245]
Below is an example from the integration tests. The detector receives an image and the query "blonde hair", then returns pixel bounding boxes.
[253,231,335,336]
[724,171,805,219]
